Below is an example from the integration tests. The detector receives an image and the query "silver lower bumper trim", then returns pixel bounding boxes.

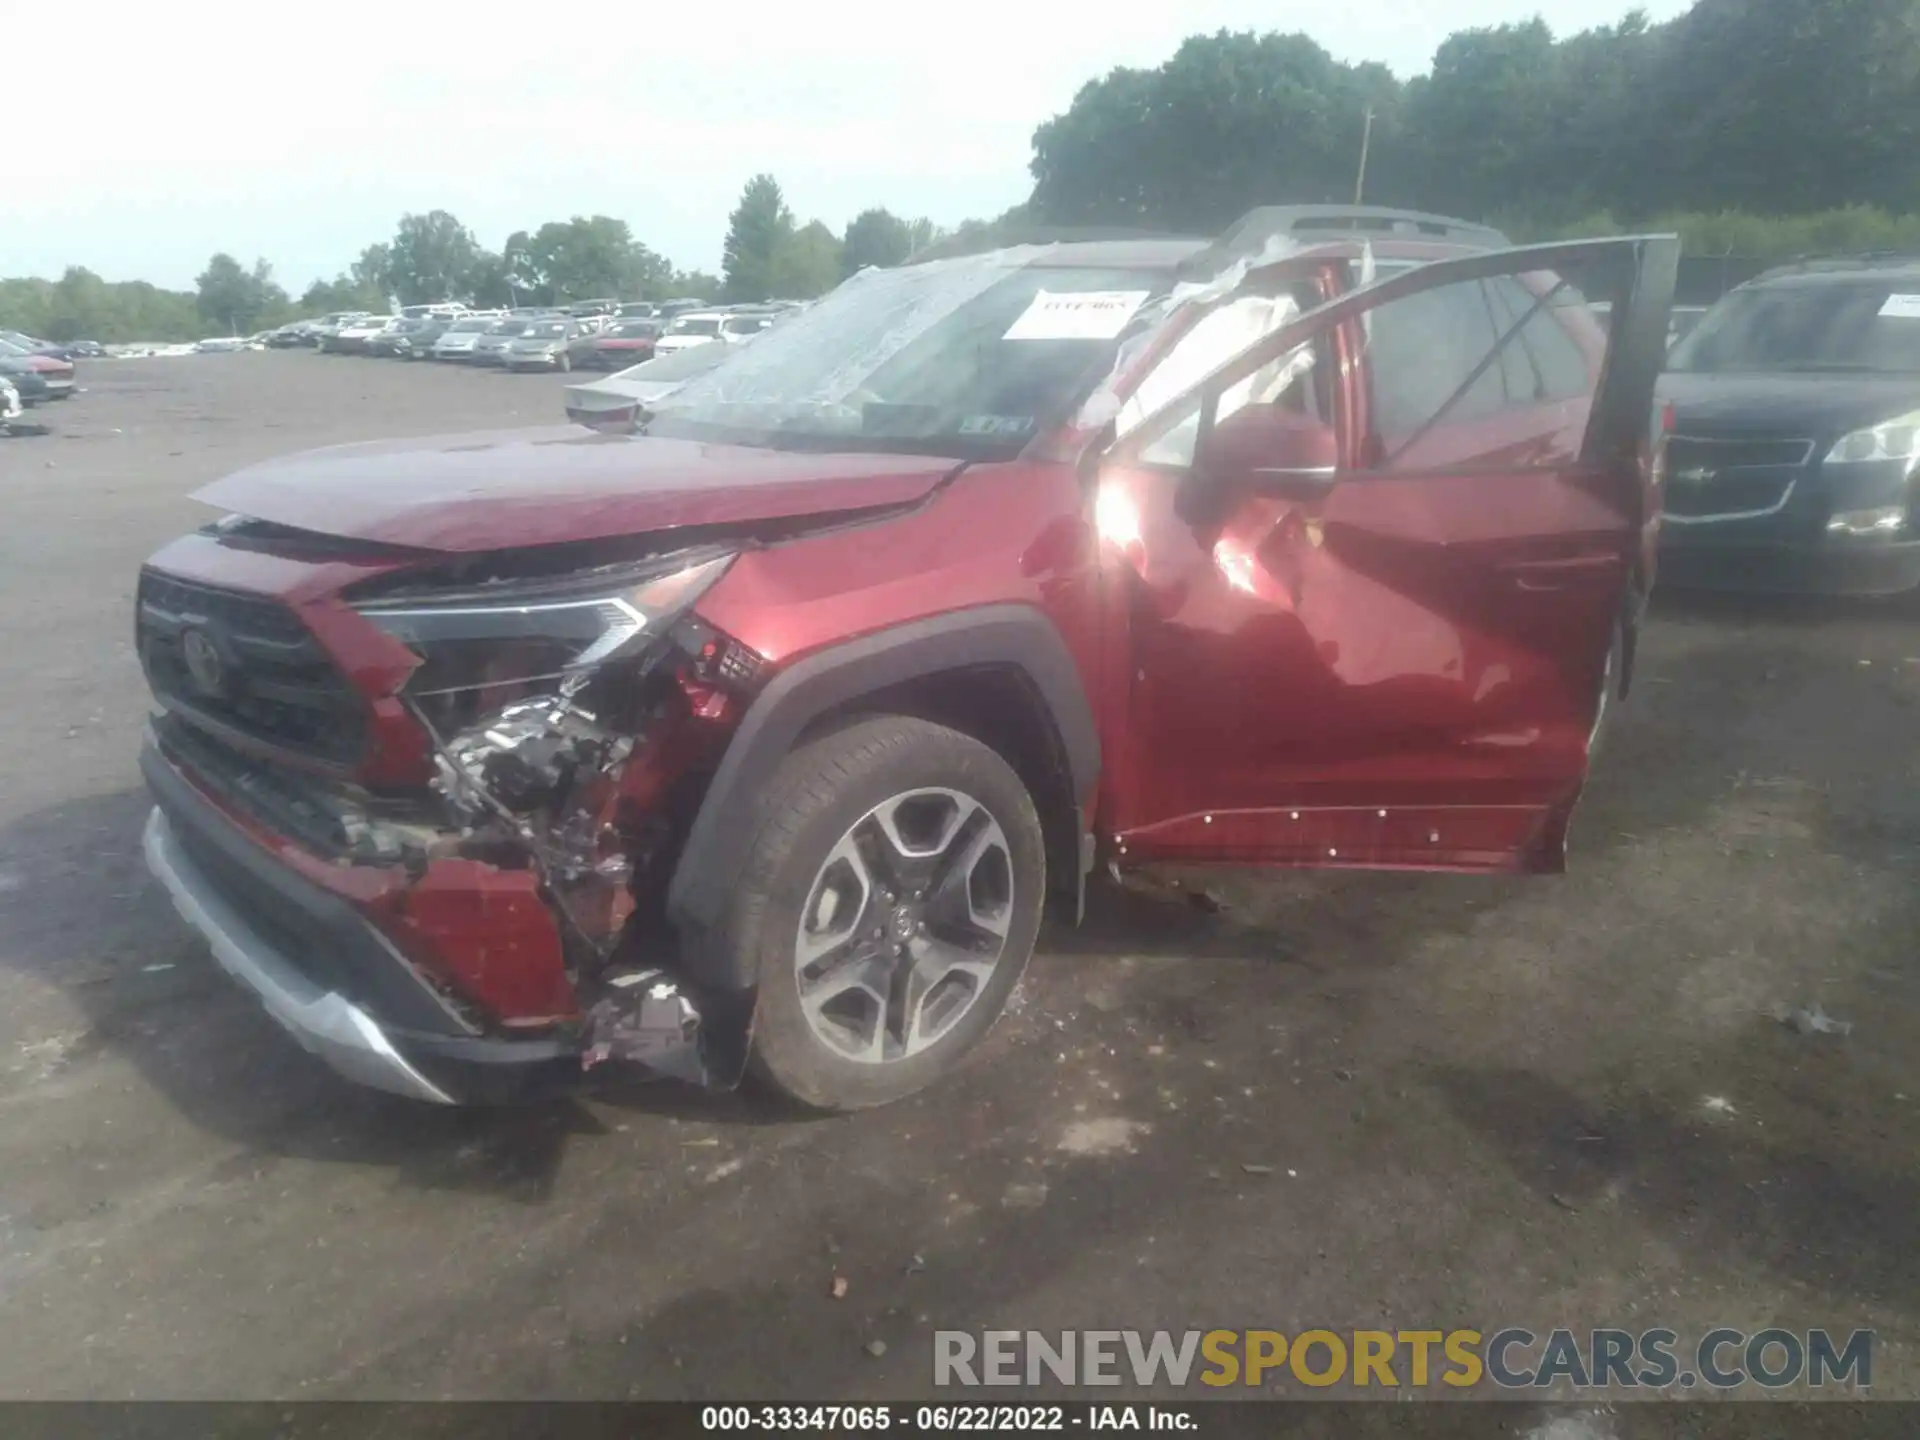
[142,808,454,1104]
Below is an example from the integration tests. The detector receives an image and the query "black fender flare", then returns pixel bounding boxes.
[665,603,1101,990]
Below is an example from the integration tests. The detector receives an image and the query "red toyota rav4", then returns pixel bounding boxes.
[137,208,1678,1110]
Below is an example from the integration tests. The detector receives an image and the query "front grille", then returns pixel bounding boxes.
[1664,434,1811,521]
[1666,436,1813,471]
[137,570,367,765]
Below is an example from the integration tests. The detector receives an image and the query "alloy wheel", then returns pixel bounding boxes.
[793,787,1015,1064]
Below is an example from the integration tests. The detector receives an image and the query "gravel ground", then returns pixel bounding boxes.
[0,352,1914,1422]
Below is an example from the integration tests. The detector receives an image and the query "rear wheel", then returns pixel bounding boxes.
[730,717,1045,1111]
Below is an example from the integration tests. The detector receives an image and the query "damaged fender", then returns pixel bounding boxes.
[664,603,1101,992]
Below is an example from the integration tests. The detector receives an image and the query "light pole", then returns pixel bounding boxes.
[1354,105,1375,205]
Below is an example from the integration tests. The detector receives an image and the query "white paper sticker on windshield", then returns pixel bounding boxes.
[957,414,1035,437]
[1004,290,1151,341]
[1879,293,1920,319]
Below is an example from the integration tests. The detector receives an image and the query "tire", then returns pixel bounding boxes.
[730,716,1046,1111]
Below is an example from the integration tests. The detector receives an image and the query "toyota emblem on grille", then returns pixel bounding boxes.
[181,627,226,696]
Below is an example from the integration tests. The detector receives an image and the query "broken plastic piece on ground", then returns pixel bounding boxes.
[1767,1000,1855,1036]
[583,968,708,1083]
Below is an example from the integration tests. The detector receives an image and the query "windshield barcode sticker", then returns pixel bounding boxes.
[1879,293,1920,319]
[1004,290,1151,341]
[957,414,1036,437]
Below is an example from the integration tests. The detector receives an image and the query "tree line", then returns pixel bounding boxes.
[6,0,1917,342]
[1022,0,1920,236]
[0,185,946,343]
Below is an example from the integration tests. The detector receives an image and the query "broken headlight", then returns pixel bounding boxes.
[355,550,735,736]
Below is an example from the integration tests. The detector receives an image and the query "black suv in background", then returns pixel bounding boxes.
[1657,254,1920,596]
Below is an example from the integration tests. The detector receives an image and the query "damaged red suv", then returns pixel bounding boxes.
[137,207,1678,1109]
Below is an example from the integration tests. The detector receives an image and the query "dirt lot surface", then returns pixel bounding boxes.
[0,353,1915,1423]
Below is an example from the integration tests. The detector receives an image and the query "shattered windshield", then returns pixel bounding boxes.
[646,253,1171,457]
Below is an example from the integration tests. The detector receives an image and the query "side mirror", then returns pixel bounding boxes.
[1197,404,1338,490]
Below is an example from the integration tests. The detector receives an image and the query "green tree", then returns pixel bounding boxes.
[669,269,723,300]
[300,274,385,314]
[511,216,655,301]
[769,220,844,298]
[351,243,393,303]
[722,174,794,301]
[1029,32,1390,230]
[841,207,914,275]
[194,254,285,335]
[385,210,483,304]
[905,217,944,256]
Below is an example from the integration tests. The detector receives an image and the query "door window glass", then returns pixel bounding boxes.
[1119,293,1319,468]
[1357,274,1597,473]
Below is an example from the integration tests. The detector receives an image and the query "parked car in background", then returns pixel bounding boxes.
[1667,305,1710,348]
[615,302,660,320]
[0,329,75,360]
[1657,253,1920,596]
[1590,300,1708,350]
[299,314,367,348]
[470,317,537,366]
[0,362,50,409]
[505,317,591,371]
[653,311,725,354]
[654,308,779,355]
[430,315,501,361]
[566,298,619,318]
[571,317,660,369]
[561,336,743,429]
[367,320,421,357]
[131,209,1676,1110]
[63,339,107,358]
[325,316,396,354]
[372,317,454,359]
[400,303,468,321]
[0,337,76,397]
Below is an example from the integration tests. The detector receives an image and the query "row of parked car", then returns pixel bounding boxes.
[0,329,84,432]
[262,298,803,373]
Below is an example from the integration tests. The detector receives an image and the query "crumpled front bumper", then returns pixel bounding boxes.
[144,808,456,1103]
[140,740,582,1104]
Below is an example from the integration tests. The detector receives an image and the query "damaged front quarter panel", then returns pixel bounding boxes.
[346,541,794,1090]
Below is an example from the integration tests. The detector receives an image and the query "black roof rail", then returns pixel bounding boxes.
[1217,205,1512,251]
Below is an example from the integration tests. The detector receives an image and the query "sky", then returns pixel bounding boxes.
[7,0,1694,293]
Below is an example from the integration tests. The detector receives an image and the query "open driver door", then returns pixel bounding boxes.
[1093,236,1680,874]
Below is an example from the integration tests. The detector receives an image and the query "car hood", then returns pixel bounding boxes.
[193,424,959,552]
[1658,371,1920,437]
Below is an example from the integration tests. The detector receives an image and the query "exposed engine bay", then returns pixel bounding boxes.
[149,539,775,1089]
[400,619,753,1086]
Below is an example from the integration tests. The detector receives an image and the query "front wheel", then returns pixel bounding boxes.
[730,716,1045,1111]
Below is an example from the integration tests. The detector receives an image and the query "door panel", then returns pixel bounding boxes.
[1097,237,1679,874]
